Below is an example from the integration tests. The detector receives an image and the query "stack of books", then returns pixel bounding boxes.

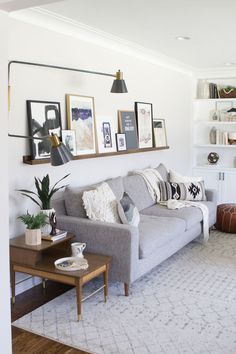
[215,130,229,145]
[42,229,67,242]
[209,83,219,99]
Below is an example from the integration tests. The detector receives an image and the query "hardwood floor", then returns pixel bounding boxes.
[12,280,89,354]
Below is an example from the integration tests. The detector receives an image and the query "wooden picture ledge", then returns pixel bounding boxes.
[23,146,170,165]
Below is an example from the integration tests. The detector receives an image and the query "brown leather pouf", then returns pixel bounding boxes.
[216,204,236,233]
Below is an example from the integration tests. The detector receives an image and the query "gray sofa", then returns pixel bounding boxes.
[52,169,217,296]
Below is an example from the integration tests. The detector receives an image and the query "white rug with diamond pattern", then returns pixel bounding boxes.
[13,231,236,354]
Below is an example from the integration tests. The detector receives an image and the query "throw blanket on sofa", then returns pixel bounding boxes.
[133,168,163,202]
[164,199,209,243]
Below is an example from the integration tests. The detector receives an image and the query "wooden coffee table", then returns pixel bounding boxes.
[10,234,111,320]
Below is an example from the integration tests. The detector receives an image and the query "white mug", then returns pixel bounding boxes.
[71,242,86,258]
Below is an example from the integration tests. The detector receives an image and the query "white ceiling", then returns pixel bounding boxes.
[0,0,62,12]
[37,0,236,69]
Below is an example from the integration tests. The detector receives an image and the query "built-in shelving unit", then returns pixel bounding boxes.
[23,146,170,165]
[192,76,236,203]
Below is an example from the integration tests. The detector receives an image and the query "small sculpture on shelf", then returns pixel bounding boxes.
[208,152,219,165]
[49,212,57,236]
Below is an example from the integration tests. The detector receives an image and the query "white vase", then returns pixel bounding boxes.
[41,208,55,236]
[197,79,210,99]
[25,228,41,246]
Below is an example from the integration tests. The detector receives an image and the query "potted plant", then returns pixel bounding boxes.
[18,212,47,245]
[18,174,69,235]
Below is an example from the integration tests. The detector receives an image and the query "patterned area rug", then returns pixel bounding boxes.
[13,231,236,354]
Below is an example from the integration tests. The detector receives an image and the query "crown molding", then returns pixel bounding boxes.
[10,7,194,75]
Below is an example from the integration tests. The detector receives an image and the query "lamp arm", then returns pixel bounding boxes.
[8,133,48,141]
[8,60,115,83]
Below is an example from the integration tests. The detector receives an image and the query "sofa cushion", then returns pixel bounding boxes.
[140,201,216,230]
[65,176,124,218]
[139,214,186,258]
[123,175,155,211]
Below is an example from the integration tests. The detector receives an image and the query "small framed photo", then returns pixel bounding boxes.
[66,94,97,155]
[102,122,112,148]
[116,133,127,151]
[135,102,153,148]
[27,100,62,160]
[62,130,77,156]
[153,119,167,147]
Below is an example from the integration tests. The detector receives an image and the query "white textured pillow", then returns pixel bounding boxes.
[170,170,203,183]
[82,182,120,223]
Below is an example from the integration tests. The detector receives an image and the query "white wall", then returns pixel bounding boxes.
[8,17,193,292]
[0,11,12,354]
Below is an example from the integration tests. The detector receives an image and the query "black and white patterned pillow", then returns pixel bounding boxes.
[159,181,206,201]
[117,192,140,227]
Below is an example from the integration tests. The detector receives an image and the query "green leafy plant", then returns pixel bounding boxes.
[18,174,70,210]
[18,212,47,229]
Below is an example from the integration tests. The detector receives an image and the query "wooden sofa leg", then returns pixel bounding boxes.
[124,283,129,296]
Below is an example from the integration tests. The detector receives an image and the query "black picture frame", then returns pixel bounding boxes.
[116,133,127,151]
[27,100,62,160]
[135,102,153,149]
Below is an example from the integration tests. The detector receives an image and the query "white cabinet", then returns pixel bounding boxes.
[193,167,236,204]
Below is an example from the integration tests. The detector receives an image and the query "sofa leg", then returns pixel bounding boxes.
[124,283,129,296]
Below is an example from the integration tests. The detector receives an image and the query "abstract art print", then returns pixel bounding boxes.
[135,102,153,148]
[27,100,62,160]
[66,95,97,155]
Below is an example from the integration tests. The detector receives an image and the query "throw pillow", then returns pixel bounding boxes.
[170,170,203,183]
[159,181,206,201]
[156,163,169,181]
[117,192,140,227]
[82,182,120,223]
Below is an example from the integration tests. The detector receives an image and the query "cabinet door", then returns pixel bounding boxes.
[192,168,222,203]
[221,172,236,203]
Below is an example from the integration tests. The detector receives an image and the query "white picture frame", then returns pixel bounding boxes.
[153,119,167,147]
[62,130,77,156]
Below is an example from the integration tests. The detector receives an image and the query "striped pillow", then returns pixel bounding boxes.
[159,181,206,201]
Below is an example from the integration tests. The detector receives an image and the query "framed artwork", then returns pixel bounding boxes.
[153,119,167,147]
[61,130,77,156]
[118,110,138,150]
[27,100,62,160]
[96,116,117,153]
[135,102,153,148]
[66,94,97,155]
[116,133,127,151]
[103,122,112,148]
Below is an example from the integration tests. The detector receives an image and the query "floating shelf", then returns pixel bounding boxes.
[194,165,236,171]
[23,146,170,165]
[194,98,236,102]
[194,121,236,125]
[194,144,236,148]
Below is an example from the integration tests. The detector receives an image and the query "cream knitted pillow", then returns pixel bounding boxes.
[82,182,120,223]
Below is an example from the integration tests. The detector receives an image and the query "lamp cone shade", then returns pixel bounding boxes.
[110,70,128,93]
[50,143,74,166]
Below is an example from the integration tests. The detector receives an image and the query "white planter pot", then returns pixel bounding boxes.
[41,208,55,236]
[25,228,41,246]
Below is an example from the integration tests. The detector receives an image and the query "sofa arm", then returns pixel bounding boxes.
[57,215,139,284]
[205,189,217,204]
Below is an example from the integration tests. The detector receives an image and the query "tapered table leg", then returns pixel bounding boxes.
[76,278,82,321]
[10,264,15,304]
[103,264,109,302]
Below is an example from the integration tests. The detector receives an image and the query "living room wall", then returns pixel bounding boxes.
[8,15,193,292]
[0,11,12,354]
